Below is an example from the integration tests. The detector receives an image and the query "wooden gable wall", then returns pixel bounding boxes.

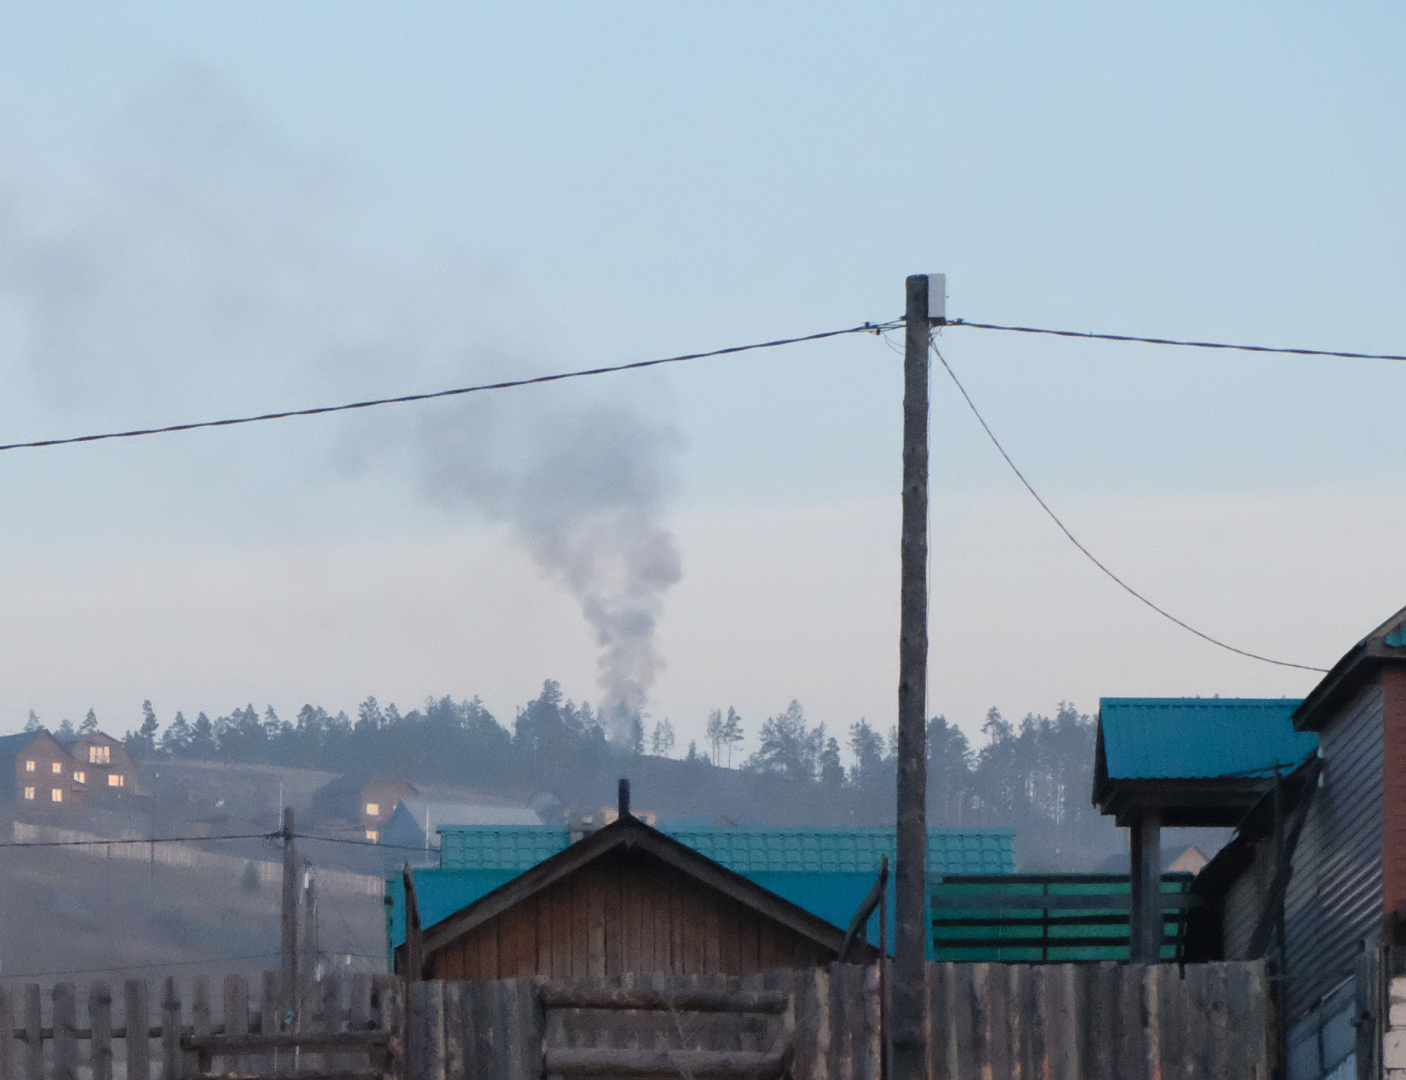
[428,847,833,982]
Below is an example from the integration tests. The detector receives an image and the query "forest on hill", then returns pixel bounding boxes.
[33,683,1133,869]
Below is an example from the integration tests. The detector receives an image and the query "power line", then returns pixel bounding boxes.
[0,321,900,454]
[0,831,273,850]
[1,952,282,979]
[930,334,1329,673]
[943,319,1406,362]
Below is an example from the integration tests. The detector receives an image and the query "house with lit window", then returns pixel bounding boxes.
[63,731,142,799]
[0,730,87,809]
[313,773,419,841]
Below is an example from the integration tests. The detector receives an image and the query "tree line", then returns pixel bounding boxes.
[27,683,1114,866]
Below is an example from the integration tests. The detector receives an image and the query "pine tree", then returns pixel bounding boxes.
[79,709,99,736]
[721,707,744,768]
[24,710,39,733]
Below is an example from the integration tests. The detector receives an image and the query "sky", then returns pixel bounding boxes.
[0,3,1403,763]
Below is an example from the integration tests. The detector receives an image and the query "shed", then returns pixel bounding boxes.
[389,823,1015,964]
[403,810,881,982]
[1092,697,1317,960]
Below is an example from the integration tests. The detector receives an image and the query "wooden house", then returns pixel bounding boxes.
[0,729,86,808]
[65,731,142,799]
[313,773,419,841]
[398,796,881,982]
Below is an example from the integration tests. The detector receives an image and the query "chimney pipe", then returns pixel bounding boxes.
[618,778,631,818]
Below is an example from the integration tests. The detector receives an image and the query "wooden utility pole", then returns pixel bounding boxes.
[280,807,298,1030]
[893,272,938,1080]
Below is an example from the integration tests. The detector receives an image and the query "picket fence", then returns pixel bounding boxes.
[0,960,1269,1080]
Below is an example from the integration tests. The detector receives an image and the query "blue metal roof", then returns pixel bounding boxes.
[437,825,570,871]
[398,824,1016,962]
[662,827,1015,876]
[1099,697,1317,780]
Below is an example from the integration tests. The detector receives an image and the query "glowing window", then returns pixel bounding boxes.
[74,771,85,784]
[23,787,35,800]
[89,746,110,764]
[51,761,62,774]
[108,774,124,788]
[51,788,63,803]
[24,760,35,772]
[365,802,380,817]
[365,830,379,842]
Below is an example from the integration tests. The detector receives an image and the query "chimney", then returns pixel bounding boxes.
[618,778,631,819]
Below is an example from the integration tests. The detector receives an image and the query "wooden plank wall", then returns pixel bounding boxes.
[430,848,831,982]
[413,961,1270,1080]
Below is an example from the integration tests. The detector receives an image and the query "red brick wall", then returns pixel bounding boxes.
[1382,667,1406,918]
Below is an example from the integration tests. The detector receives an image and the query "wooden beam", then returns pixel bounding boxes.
[538,985,788,1013]
[543,1047,789,1079]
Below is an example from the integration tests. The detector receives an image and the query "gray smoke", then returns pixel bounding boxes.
[0,69,685,715]
[417,395,683,718]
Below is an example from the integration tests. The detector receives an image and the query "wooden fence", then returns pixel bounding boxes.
[0,972,398,1080]
[1,961,1268,1080]
[406,961,1270,1080]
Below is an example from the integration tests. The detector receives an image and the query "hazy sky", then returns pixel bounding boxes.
[0,4,1403,763]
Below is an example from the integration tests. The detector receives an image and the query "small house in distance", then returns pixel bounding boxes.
[0,730,86,808]
[65,730,142,799]
[382,798,543,853]
[313,773,419,841]
[399,789,882,982]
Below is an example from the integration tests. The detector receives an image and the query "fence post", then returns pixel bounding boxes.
[223,976,248,1078]
[23,985,41,1080]
[90,982,114,1080]
[409,981,445,1080]
[126,981,150,1080]
[191,977,211,1077]
[0,983,13,1080]
[160,978,182,1080]
[53,984,77,1080]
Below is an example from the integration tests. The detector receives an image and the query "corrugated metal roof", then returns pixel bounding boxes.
[436,823,1016,875]
[437,825,570,871]
[664,827,1016,876]
[1099,697,1317,780]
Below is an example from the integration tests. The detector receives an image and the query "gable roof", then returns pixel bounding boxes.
[416,813,877,962]
[1096,698,1315,781]
[1294,602,1406,732]
[0,729,70,762]
[384,799,542,847]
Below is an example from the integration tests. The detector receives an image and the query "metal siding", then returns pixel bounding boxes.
[1223,839,1276,961]
[1284,681,1382,1022]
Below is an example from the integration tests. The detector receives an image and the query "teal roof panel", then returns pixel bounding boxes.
[662,827,1015,876]
[437,825,570,871]
[1099,697,1317,780]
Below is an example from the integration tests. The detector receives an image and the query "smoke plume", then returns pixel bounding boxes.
[417,396,683,718]
[0,69,684,716]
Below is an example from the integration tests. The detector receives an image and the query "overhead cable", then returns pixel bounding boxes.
[0,831,274,849]
[930,335,1329,673]
[0,322,901,454]
[0,952,282,979]
[944,319,1406,363]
